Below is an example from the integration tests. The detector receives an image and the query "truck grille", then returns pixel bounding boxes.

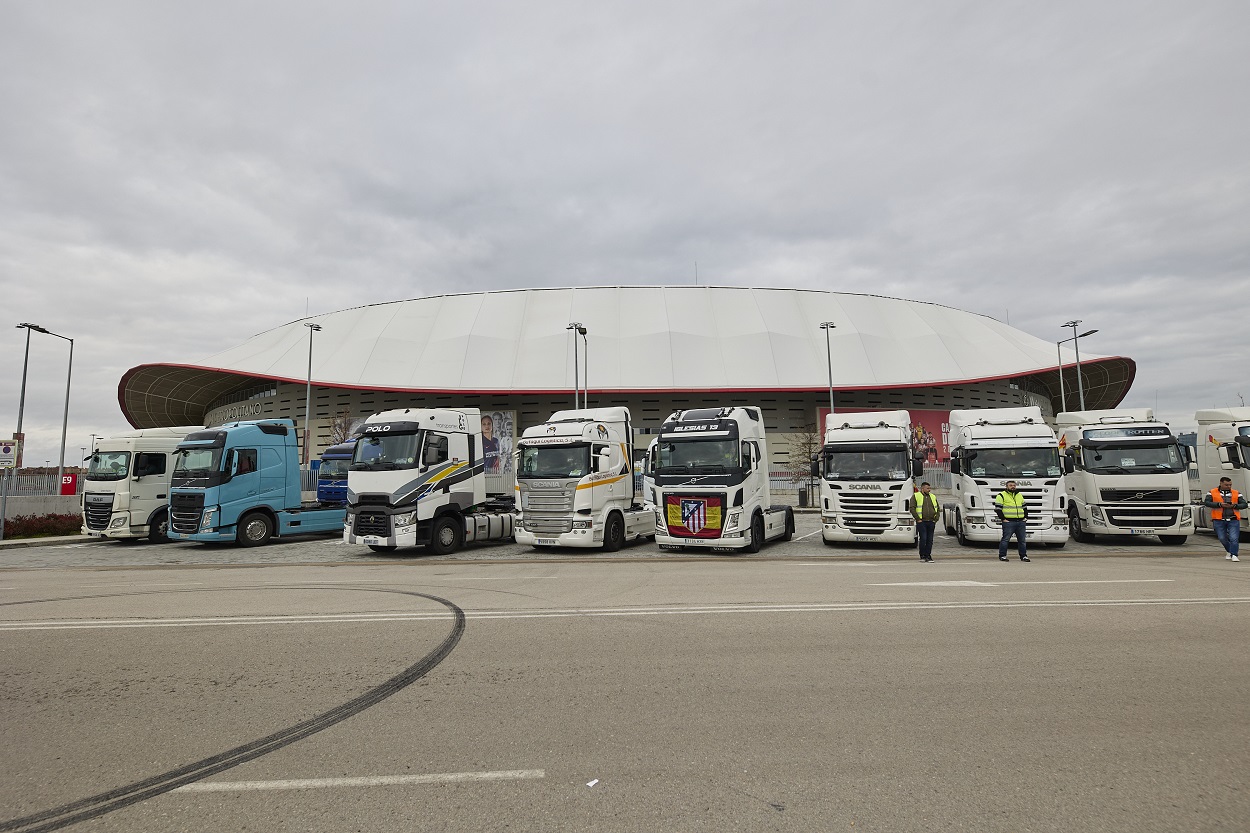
[170,492,204,533]
[524,515,574,535]
[354,511,391,537]
[835,492,894,533]
[1100,488,1180,503]
[1105,508,1179,528]
[83,493,114,530]
[524,489,574,511]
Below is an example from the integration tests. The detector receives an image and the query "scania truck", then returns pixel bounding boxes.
[813,410,920,545]
[344,407,515,553]
[650,406,794,553]
[513,407,655,550]
[942,406,1069,547]
[1056,409,1193,545]
[167,419,346,546]
[1193,408,1250,541]
[80,426,200,543]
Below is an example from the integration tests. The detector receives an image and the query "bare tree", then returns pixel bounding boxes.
[328,410,357,445]
[788,422,823,498]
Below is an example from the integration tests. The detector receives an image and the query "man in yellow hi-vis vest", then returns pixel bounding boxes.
[911,481,940,562]
[994,480,1031,562]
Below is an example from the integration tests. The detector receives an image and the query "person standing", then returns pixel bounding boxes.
[912,481,940,562]
[994,480,1030,562]
[1204,476,1246,561]
[481,414,500,474]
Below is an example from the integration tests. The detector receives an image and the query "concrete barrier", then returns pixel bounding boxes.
[3,495,80,521]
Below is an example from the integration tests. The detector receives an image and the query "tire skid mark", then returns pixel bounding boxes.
[0,587,465,833]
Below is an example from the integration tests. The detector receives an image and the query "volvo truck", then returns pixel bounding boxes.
[167,419,346,546]
[813,410,920,545]
[514,407,655,550]
[80,426,200,543]
[650,406,794,553]
[316,439,357,505]
[942,407,1069,547]
[1193,408,1250,542]
[1057,409,1193,545]
[344,407,515,553]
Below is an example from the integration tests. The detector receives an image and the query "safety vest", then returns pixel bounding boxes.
[995,490,1027,520]
[911,491,939,520]
[1209,487,1243,521]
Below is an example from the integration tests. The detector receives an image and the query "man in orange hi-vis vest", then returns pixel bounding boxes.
[1204,476,1247,561]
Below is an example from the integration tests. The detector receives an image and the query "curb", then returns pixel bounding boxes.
[0,535,109,550]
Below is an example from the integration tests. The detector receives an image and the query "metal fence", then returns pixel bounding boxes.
[0,473,84,496]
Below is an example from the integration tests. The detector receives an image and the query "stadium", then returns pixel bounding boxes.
[118,286,1134,474]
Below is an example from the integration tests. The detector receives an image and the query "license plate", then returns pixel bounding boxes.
[1128,528,1152,535]
[363,537,383,546]
[87,531,102,537]
[855,535,878,542]
[536,538,557,545]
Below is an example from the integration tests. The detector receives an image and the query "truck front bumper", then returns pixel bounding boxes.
[168,528,236,543]
[654,530,748,550]
[515,527,601,548]
[821,515,915,544]
[960,515,1070,543]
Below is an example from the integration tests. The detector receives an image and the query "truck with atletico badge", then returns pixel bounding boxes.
[649,406,794,552]
[513,407,655,550]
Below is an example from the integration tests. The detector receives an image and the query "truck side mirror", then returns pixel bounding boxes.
[1219,444,1244,470]
[596,448,611,472]
[913,456,925,477]
[224,449,236,479]
[810,454,820,478]
[949,457,961,476]
[1063,455,1075,475]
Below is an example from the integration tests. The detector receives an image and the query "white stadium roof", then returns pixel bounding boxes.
[120,287,1133,426]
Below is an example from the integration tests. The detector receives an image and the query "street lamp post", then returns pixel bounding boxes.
[45,330,74,496]
[303,323,322,465]
[1059,322,1098,412]
[819,322,836,418]
[567,323,586,408]
[2,324,49,540]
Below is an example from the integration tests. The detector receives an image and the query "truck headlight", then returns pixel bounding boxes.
[200,507,217,531]
[1090,506,1105,521]
[109,516,127,529]
[573,519,593,529]
[725,511,742,532]
[900,516,914,526]
[1180,506,1192,523]
[393,510,416,527]
[967,513,985,523]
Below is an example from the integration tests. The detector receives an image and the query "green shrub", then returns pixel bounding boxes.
[3,513,83,538]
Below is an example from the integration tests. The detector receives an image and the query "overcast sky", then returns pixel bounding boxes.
[2,1,1248,468]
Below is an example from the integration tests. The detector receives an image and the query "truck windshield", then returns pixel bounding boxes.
[655,439,739,473]
[519,445,591,478]
[173,447,222,475]
[318,458,351,479]
[1082,444,1185,474]
[966,447,1061,478]
[86,452,131,481]
[823,448,909,481]
[352,432,422,471]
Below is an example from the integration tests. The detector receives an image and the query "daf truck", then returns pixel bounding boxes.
[650,406,794,553]
[167,419,346,546]
[942,407,1069,547]
[80,426,200,543]
[316,439,357,505]
[813,410,921,545]
[514,407,655,550]
[1057,409,1193,545]
[344,407,515,553]
[1193,408,1250,542]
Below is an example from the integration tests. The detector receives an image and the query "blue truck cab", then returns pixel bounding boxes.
[316,439,357,505]
[167,419,346,546]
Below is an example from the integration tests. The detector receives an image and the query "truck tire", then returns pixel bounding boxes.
[147,511,170,544]
[745,514,765,554]
[781,508,795,541]
[955,511,971,547]
[428,514,463,555]
[1158,534,1187,546]
[1069,511,1095,544]
[602,512,625,552]
[237,513,273,547]
[367,544,397,553]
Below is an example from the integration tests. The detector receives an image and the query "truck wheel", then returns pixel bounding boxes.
[1070,512,1095,544]
[367,544,397,553]
[955,511,971,547]
[602,513,625,552]
[745,514,765,554]
[147,511,170,544]
[781,509,795,541]
[237,513,273,547]
[1158,534,1187,546]
[428,514,463,555]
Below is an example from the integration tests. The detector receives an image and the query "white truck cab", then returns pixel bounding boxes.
[1057,409,1193,545]
[942,407,1069,547]
[814,410,921,545]
[1193,407,1250,542]
[81,426,200,543]
[650,406,794,552]
[514,407,655,550]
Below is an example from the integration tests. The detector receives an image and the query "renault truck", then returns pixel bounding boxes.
[513,407,655,550]
[167,419,346,546]
[813,410,920,545]
[1057,409,1193,545]
[1193,408,1250,542]
[80,426,200,543]
[942,407,1069,547]
[650,406,794,553]
[344,407,515,553]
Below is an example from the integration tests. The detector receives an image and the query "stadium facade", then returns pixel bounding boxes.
[119,286,1134,471]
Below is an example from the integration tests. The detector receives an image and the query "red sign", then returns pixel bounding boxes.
[60,473,78,495]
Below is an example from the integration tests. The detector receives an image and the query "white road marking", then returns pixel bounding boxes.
[3,596,1249,630]
[173,769,545,793]
[794,530,824,541]
[868,579,1176,587]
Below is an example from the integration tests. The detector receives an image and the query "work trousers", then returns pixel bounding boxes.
[917,521,936,559]
[1213,519,1241,557]
[999,519,1028,559]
